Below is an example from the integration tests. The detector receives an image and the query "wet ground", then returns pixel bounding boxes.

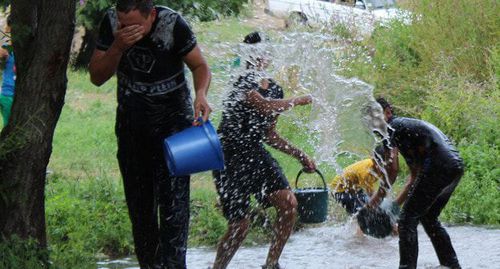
[98,224,500,269]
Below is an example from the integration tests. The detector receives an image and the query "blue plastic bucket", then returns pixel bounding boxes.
[163,120,224,176]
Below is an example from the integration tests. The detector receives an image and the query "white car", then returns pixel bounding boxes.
[266,0,407,35]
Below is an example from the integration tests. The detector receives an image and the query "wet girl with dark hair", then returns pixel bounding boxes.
[212,32,316,269]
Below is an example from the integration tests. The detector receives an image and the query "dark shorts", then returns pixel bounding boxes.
[334,190,370,215]
[213,144,289,222]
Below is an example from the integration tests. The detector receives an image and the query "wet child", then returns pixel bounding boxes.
[331,145,390,215]
[212,32,316,269]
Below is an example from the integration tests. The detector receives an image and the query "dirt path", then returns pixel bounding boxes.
[243,0,286,30]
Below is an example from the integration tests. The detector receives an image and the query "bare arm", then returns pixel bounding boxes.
[246,90,311,116]
[183,45,212,123]
[88,47,123,86]
[368,147,400,208]
[386,147,400,184]
[89,24,144,86]
[265,118,316,171]
[395,164,419,205]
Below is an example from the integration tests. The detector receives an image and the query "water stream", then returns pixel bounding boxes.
[98,224,500,269]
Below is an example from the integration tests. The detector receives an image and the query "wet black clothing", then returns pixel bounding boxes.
[97,6,196,269]
[218,72,284,145]
[214,72,289,222]
[398,165,463,269]
[213,145,289,221]
[388,117,462,169]
[388,117,464,269]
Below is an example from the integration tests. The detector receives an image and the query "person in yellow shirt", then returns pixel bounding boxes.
[331,145,386,215]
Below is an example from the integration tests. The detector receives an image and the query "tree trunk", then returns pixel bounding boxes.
[0,0,75,248]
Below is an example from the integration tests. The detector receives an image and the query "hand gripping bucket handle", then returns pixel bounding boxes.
[295,169,327,190]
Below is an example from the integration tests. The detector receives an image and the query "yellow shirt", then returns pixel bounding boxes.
[330,159,382,194]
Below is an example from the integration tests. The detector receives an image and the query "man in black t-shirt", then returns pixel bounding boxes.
[369,98,463,269]
[89,1,211,268]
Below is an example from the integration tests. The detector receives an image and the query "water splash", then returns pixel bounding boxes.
[229,31,388,173]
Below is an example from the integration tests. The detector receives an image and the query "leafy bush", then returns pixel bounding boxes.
[441,142,500,225]
[421,76,499,146]
[167,0,249,22]
[0,236,50,269]
[342,0,499,114]
[420,76,499,225]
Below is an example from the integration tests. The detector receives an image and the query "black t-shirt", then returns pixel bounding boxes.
[96,6,196,123]
[388,117,462,168]
[218,72,284,147]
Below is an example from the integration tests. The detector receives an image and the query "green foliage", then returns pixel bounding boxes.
[332,23,353,40]
[189,188,227,246]
[46,175,133,267]
[410,0,499,81]
[76,0,111,32]
[441,142,500,225]
[420,76,499,225]
[167,0,249,22]
[489,44,500,83]
[421,76,499,146]
[343,0,499,115]
[0,236,50,269]
[75,0,249,32]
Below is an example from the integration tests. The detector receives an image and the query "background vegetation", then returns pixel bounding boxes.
[341,0,499,225]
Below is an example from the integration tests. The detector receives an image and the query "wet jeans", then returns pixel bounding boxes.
[398,161,464,269]
[116,110,191,269]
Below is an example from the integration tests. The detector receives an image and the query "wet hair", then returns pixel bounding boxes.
[243,32,264,69]
[243,31,262,44]
[116,0,154,16]
[376,97,393,113]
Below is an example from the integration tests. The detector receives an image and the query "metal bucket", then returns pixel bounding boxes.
[294,169,329,223]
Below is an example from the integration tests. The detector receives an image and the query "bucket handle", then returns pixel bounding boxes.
[295,169,327,190]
